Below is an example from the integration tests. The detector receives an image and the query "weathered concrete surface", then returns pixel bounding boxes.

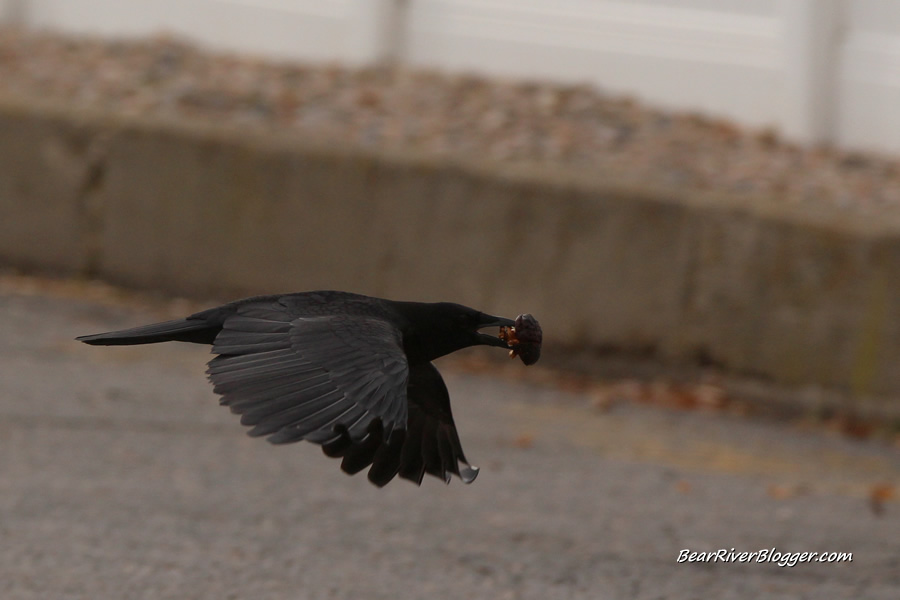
[0,282,900,600]
[0,105,98,272]
[1,282,899,600]
[3,97,900,413]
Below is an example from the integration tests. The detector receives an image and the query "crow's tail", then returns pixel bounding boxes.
[76,318,219,346]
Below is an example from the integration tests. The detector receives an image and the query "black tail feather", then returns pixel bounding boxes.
[76,318,219,346]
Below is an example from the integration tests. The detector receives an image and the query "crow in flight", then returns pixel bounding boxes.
[77,291,542,487]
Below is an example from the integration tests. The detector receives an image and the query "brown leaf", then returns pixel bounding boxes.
[767,484,795,500]
[512,433,535,449]
[870,483,895,516]
[836,417,875,440]
[589,388,618,413]
[694,384,727,409]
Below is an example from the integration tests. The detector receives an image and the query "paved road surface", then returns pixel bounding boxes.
[1,280,898,599]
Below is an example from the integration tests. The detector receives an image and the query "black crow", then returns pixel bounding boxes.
[77,291,542,487]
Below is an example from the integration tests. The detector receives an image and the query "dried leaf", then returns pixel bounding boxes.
[675,480,692,494]
[767,484,795,500]
[512,433,535,449]
[870,483,895,516]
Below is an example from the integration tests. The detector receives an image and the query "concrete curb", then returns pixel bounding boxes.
[2,97,899,417]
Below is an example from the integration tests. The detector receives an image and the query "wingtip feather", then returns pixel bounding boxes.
[459,464,479,484]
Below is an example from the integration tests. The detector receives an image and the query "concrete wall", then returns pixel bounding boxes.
[4,97,900,416]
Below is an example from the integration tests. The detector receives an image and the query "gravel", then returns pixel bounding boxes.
[2,282,899,599]
[2,27,900,214]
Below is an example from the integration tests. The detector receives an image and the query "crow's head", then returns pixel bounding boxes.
[395,301,515,363]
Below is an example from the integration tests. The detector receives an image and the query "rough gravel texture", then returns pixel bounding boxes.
[1,277,899,600]
[2,27,900,214]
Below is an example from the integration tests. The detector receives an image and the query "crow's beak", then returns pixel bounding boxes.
[478,314,516,329]
[475,314,515,348]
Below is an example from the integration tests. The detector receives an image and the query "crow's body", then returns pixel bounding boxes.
[77,291,540,487]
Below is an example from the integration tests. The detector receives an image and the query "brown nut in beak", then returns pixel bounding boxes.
[499,313,542,365]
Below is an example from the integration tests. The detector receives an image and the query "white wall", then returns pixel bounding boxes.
[405,1,786,130]
[837,0,900,152]
[5,0,900,154]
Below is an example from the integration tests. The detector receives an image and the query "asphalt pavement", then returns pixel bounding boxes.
[1,279,898,600]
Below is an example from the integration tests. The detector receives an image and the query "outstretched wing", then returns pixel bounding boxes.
[322,362,478,487]
[207,301,409,446]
